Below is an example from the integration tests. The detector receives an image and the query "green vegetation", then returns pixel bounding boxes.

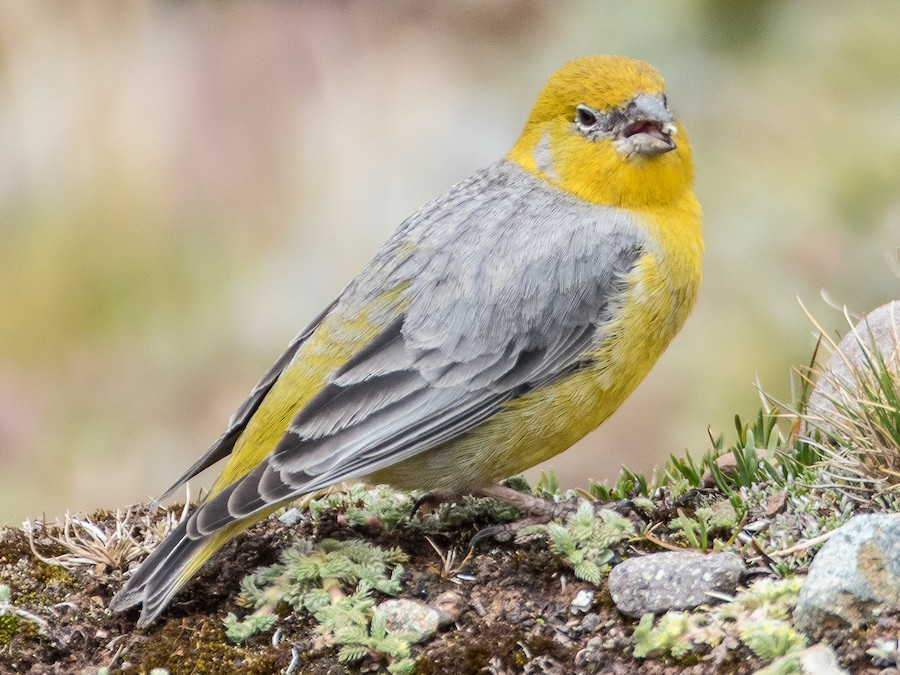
[223,538,414,673]
[633,578,806,663]
[517,501,635,585]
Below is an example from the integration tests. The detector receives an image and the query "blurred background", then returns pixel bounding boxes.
[1,2,898,524]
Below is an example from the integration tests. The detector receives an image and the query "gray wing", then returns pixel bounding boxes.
[187,160,647,536]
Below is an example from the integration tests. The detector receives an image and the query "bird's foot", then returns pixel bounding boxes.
[468,483,642,546]
[412,483,641,547]
[410,484,574,522]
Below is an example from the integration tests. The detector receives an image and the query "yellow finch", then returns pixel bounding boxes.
[112,55,703,626]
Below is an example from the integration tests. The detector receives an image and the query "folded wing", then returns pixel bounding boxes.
[185,160,646,537]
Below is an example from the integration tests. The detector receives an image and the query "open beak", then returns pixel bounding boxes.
[616,93,677,157]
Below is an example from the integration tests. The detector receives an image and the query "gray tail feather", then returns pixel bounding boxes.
[110,517,208,627]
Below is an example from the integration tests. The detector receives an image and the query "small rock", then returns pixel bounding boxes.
[701,451,741,487]
[506,604,532,624]
[608,551,744,618]
[579,612,601,633]
[277,507,303,526]
[764,490,787,517]
[797,643,849,675]
[373,599,440,643]
[573,636,605,671]
[523,655,564,675]
[807,300,899,430]
[570,589,594,614]
[794,513,900,637]
[431,590,465,626]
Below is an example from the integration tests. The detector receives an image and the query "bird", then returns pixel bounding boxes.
[111,55,703,627]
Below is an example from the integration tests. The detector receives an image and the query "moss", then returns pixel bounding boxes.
[13,562,77,610]
[523,633,565,662]
[0,538,77,610]
[122,618,280,674]
[0,614,21,647]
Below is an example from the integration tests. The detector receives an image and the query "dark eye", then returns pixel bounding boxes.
[575,105,598,127]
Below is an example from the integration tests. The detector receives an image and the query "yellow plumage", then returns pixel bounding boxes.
[112,54,703,626]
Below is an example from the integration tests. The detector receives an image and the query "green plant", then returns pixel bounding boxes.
[307,484,416,530]
[633,577,806,664]
[517,501,634,584]
[224,538,413,672]
[589,466,651,502]
[669,500,739,551]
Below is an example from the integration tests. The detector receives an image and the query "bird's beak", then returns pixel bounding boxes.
[616,93,677,157]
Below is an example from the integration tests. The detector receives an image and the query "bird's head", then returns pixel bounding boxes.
[507,56,694,209]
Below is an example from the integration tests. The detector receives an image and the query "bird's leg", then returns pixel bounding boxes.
[473,483,576,517]
[469,483,642,546]
[477,483,640,519]
[412,484,577,520]
[464,484,572,545]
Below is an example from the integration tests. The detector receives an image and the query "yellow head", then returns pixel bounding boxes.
[507,56,694,209]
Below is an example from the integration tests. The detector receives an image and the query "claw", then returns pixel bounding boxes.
[469,514,554,548]
[410,491,463,518]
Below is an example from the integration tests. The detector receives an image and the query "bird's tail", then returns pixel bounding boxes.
[110,515,248,627]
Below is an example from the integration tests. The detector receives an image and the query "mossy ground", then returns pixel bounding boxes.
[0,469,897,674]
[0,492,713,674]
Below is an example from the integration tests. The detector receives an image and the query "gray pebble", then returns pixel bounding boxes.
[579,612,601,633]
[608,550,744,618]
[797,643,849,675]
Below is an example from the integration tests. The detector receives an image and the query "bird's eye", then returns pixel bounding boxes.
[575,105,598,128]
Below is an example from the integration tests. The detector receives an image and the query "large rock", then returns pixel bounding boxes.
[794,514,900,637]
[607,550,744,618]
[807,300,899,428]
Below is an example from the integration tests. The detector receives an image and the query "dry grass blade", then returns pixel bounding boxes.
[23,505,184,572]
[424,535,473,580]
